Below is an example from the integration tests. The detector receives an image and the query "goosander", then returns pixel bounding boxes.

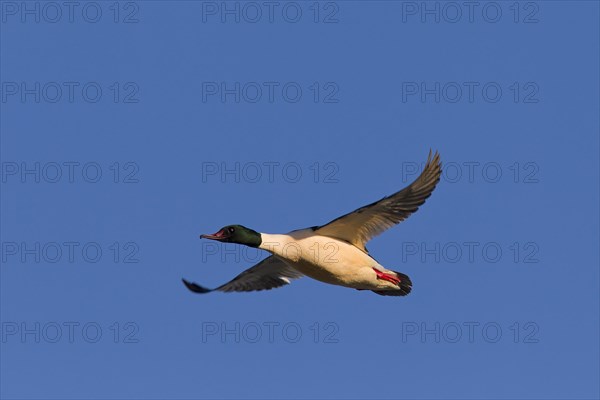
[183,151,442,296]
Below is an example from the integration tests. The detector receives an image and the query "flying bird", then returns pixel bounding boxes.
[183,151,442,296]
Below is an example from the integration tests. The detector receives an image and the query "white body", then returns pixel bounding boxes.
[259,229,399,290]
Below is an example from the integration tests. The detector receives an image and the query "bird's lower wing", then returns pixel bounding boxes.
[182,256,303,294]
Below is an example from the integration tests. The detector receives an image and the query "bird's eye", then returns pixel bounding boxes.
[229,227,235,233]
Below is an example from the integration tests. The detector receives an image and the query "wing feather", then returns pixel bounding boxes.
[315,151,442,251]
[182,256,303,294]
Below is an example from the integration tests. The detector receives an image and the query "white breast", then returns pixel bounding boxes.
[259,230,380,287]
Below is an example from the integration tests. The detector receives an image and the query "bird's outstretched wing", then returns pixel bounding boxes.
[315,150,442,252]
[182,256,303,294]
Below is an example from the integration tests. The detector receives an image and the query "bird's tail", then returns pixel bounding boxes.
[372,270,412,296]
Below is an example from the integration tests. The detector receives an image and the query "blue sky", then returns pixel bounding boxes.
[1,1,598,399]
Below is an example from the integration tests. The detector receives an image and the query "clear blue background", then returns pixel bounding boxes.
[1,1,599,399]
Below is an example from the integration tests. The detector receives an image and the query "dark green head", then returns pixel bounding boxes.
[200,225,262,248]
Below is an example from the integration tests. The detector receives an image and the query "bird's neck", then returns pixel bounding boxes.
[258,233,295,256]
